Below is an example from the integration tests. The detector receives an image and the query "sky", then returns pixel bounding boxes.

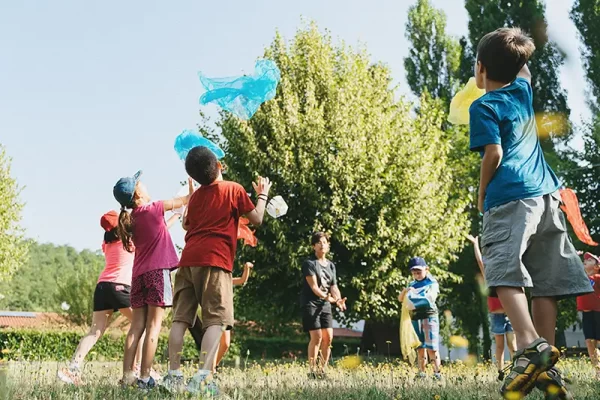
[0,0,590,252]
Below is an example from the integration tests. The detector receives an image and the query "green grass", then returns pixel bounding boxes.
[2,358,600,399]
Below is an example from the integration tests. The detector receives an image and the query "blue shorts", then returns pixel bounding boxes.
[411,316,439,351]
[490,313,513,335]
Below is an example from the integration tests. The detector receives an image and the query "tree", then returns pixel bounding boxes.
[571,0,600,112]
[0,145,28,283]
[404,0,461,105]
[207,22,471,349]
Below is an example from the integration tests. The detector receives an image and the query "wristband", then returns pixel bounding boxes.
[258,194,268,201]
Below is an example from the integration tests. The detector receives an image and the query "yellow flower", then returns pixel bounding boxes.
[504,391,523,400]
[1,349,11,354]
[547,385,560,395]
[434,395,441,400]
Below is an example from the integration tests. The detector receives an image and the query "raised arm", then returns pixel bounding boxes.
[245,176,272,226]
[232,262,253,286]
[164,178,195,213]
[166,214,181,229]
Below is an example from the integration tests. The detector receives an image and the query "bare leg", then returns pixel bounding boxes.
[139,306,165,379]
[586,339,599,370]
[496,287,539,349]
[319,328,333,371]
[214,330,231,371]
[427,349,441,373]
[119,307,145,369]
[417,348,427,373]
[532,297,557,346]
[123,307,147,382]
[494,334,505,371]
[70,311,112,368]
[506,332,517,357]
[307,330,323,372]
[168,321,188,371]
[198,325,223,374]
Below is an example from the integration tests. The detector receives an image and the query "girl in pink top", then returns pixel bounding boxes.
[114,171,193,388]
[58,211,142,385]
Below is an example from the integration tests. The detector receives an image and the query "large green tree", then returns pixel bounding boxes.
[0,145,28,283]
[571,0,600,112]
[404,0,461,105]
[207,23,471,351]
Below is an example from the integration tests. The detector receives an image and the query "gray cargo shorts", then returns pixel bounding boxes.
[481,190,592,299]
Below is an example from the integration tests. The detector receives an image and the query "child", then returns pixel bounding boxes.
[398,257,441,379]
[162,146,271,396]
[58,211,143,385]
[466,234,516,380]
[114,171,193,389]
[576,252,600,379]
[470,27,591,398]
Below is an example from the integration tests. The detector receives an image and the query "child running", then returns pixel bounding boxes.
[576,252,600,379]
[466,234,516,380]
[162,146,271,396]
[57,211,142,385]
[114,171,193,389]
[398,257,441,379]
[470,27,591,398]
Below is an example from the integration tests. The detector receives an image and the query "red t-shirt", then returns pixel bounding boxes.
[577,274,600,311]
[179,181,255,272]
[487,297,503,312]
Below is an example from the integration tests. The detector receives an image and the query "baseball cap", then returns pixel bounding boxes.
[584,252,600,264]
[113,170,142,208]
[100,210,119,231]
[408,257,427,270]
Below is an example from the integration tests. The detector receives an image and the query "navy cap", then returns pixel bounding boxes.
[113,170,142,208]
[408,257,427,270]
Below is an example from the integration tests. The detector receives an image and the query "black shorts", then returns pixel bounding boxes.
[582,311,600,340]
[302,304,333,332]
[93,282,131,312]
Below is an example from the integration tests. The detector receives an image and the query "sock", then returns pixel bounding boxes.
[139,376,150,383]
[168,369,183,377]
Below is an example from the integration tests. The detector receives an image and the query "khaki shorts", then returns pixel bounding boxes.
[172,266,234,329]
[481,191,592,299]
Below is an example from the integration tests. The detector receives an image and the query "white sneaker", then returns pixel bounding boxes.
[159,373,185,394]
[57,366,82,385]
[187,371,219,397]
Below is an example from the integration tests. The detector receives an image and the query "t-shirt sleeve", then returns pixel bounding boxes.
[302,260,317,278]
[593,275,600,296]
[235,184,256,215]
[469,101,501,152]
[152,201,165,217]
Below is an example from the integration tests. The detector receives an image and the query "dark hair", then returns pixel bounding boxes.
[117,209,134,253]
[185,146,219,186]
[103,228,120,244]
[477,27,535,83]
[311,231,329,246]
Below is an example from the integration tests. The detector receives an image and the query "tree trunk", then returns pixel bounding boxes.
[360,320,401,357]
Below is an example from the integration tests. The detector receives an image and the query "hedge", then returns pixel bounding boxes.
[0,329,361,362]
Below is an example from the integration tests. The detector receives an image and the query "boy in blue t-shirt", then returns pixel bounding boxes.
[398,257,441,379]
[470,27,591,399]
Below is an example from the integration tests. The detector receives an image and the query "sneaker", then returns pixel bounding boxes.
[433,372,442,381]
[57,367,82,385]
[160,373,185,394]
[500,338,560,399]
[416,371,427,379]
[307,371,318,379]
[536,368,573,400]
[187,371,219,397]
[137,376,157,390]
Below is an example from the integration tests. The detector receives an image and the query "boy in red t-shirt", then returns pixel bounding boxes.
[577,252,600,379]
[162,146,271,396]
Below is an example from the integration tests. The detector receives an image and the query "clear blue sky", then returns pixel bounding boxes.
[0,0,589,251]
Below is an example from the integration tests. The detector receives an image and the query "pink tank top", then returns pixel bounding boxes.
[97,241,134,285]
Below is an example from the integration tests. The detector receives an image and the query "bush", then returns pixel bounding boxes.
[0,329,361,362]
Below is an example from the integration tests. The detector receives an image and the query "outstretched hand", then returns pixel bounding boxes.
[252,176,272,197]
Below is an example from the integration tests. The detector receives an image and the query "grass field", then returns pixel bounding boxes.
[1,358,600,399]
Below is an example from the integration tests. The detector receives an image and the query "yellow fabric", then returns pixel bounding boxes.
[400,298,421,365]
[448,77,486,125]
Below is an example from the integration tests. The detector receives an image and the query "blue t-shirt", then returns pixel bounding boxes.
[469,78,560,211]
